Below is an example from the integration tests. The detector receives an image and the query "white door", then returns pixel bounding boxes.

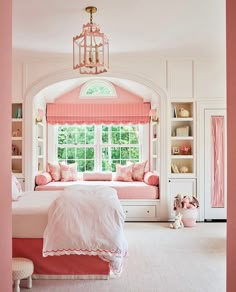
[204,109,227,220]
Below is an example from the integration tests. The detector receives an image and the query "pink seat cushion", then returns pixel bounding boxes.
[144,172,159,186]
[35,172,52,186]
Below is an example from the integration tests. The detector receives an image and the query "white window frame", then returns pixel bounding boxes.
[48,123,149,172]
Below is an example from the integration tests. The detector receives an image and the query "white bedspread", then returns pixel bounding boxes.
[43,185,128,276]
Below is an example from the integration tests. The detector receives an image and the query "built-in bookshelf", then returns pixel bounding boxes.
[12,102,23,175]
[150,120,159,172]
[170,101,195,177]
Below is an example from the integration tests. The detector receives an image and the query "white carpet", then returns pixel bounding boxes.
[20,222,226,292]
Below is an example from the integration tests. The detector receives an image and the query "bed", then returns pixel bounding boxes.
[12,186,128,279]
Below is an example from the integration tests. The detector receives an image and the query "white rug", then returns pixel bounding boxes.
[20,222,226,292]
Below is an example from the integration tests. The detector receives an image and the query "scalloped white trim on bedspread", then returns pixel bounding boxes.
[43,185,128,276]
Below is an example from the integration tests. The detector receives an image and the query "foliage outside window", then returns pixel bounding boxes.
[80,80,117,97]
[57,124,140,172]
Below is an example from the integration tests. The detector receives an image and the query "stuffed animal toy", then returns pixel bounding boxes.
[180,166,188,173]
[181,196,194,209]
[170,213,184,229]
[178,108,190,117]
[191,196,200,208]
[173,194,182,210]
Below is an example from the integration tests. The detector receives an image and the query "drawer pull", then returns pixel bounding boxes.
[125,210,128,213]
[147,210,150,213]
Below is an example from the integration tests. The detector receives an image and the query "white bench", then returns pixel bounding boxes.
[12,257,34,292]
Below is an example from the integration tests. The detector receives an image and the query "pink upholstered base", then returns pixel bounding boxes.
[35,180,159,199]
[12,238,110,276]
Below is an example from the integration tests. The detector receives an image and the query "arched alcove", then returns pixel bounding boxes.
[24,69,169,219]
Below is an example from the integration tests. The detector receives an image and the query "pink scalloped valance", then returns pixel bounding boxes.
[46,103,150,125]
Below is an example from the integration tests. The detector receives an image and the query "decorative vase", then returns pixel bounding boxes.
[176,208,198,227]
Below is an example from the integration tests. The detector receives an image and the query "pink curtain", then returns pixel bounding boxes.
[211,116,225,208]
[46,103,150,125]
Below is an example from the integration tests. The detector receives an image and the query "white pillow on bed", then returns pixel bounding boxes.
[11,174,22,201]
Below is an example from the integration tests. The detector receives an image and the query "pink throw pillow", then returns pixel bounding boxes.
[114,164,134,182]
[35,172,52,185]
[83,172,112,181]
[144,172,159,186]
[48,162,61,181]
[127,160,147,181]
[60,163,78,182]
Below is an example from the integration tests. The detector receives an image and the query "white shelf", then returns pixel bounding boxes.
[12,137,23,141]
[171,155,194,159]
[12,118,23,122]
[150,120,159,172]
[171,136,193,140]
[171,117,193,122]
[12,155,23,159]
[36,121,46,172]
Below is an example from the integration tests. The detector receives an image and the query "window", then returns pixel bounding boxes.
[101,125,140,171]
[56,124,142,172]
[80,80,117,98]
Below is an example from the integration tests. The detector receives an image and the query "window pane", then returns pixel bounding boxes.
[86,148,94,159]
[102,160,110,171]
[111,125,120,132]
[111,132,120,144]
[130,147,139,159]
[86,131,94,144]
[86,126,95,144]
[58,147,66,160]
[102,125,108,132]
[102,147,108,159]
[58,128,67,144]
[78,160,85,172]
[67,159,75,164]
[130,132,139,144]
[111,147,120,159]
[102,132,108,143]
[77,129,85,144]
[86,160,94,171]
[67,148,75,159]
[67,128,76,144]
[121,147,129,159]
[111,162,118,172]
[76,148,85,159]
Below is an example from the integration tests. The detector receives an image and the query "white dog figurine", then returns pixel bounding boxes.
[170,213,184,229]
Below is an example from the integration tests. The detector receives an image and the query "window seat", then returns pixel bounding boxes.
[35,180,159,200]
[35,180,160,221]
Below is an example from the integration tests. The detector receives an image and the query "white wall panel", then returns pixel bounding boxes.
[194,60,226,99]
[167,60,193,99]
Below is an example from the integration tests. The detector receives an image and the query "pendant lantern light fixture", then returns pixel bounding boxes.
[73,6,109,74]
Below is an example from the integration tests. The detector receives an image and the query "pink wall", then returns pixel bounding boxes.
[0,0,12,291]
[226,1,236,291]
[54,82,144,104]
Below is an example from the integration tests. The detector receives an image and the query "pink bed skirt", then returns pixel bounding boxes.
[13,238,110,277]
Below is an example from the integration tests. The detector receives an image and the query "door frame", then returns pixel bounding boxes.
[197,100,226,221]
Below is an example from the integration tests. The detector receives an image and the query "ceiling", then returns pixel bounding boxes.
[13,0,226,58]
